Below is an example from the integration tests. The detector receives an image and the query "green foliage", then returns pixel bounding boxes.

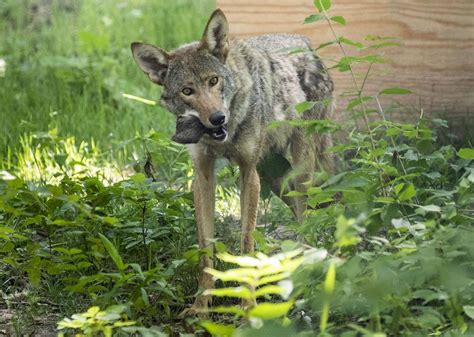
[57,305,136,336]
[0,0,214,155]
[1,1,473,336]
[200,250,307,335]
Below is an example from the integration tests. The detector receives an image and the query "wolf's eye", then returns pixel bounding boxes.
[209,76,219,86]
[182,88,193,96]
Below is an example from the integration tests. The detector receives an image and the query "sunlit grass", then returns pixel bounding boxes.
[0,0,215,159]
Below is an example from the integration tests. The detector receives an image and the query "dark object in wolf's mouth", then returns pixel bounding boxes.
[171,115,227,144]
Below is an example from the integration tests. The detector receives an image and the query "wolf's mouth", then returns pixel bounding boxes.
[210,124,228,141]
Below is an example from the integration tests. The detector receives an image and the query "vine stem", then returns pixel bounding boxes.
[321,5,377,151]
[319,2,387,195]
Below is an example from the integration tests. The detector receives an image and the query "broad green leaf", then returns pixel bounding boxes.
[379,87,412,95]
[330,15,346,25]
[204,286,252,299]
[216,252,260,267]
[396,183,416,201]
[141,288,150,306]
[0,226,14,234]
[113,321,136,327]
[102,216,118,225]
[130,173,146,183]
[304,14,325,24]
[295,101,317,113]
[417,204,441,213]
[463,305,474,319]
[200,321,235,337]
[314,0,331,12]
[257,272,291,286]
[458,148,474,159]
[204,267,257,284]
[99,233,126,271]
[0,170,17,180]
[338,37,364,49]
[26,266,41,287]
[248,301,294,319]
[254,285,285,298]
[210,306,246,317]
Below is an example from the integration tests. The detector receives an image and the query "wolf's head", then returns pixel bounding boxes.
[131,9,235,142]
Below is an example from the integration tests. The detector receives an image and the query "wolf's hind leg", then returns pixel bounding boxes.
[290,130,316,222]
[239,163,260,255]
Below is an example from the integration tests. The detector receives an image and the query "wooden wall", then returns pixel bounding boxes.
[216,0,474,129]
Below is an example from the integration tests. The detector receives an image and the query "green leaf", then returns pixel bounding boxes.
[99,233,126,271]
[204,286,252,299]
[130,173,146,183]
[347,96,373,110]
[295,101,317,113]
[330,15,346,25]
[26,266,41,287]
[458,148,474,159]
[54,154,68,167]
[204,267,257,284]
[102,216,118,225]
[217,252,261,267]
[200,321,235,337]
[463,305,474,319]
[141,288,150,306]
[370,41,401,49]
[314,0,331,12]
[417,205,441,213]
[257,153,292,181]
[210,306,246,317]
[395,183,416,201]
[324,261,336,293]
[304,14,325,24]
[338,37,364,49]
[248,301,294,319]
[316,40,337,50]
[254,285,285,298]
[379,87,412,95]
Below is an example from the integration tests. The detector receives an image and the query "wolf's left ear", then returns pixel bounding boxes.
[201,9,229,63]
[131,42,170,86]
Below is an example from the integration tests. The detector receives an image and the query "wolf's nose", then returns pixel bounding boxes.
[209,111,226,126]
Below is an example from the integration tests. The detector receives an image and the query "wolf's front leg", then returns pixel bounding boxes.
[239,164,260,254]
[181,152,216,318]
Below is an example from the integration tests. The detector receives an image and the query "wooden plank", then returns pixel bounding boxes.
[217,0,474,127]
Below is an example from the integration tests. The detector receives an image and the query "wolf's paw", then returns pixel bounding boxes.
[241,298,256,310]
[179,306,208,319]
[179,296,210,319]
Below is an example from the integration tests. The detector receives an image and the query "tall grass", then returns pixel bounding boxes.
[0,0,214,156]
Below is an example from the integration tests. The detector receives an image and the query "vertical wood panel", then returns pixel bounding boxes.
[217,0,474,128]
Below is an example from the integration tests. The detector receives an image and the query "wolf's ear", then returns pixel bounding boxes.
[131,42,170,85]
[201,9,229,63]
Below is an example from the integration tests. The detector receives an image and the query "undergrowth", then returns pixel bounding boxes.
[0,0,473,336]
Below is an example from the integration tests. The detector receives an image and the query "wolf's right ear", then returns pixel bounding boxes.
[131,42,169,85]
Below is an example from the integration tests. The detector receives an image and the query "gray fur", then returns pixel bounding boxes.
[132,12,335,204]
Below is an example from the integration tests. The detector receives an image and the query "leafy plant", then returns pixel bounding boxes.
[57,305,136,336]
[200,249,306,335]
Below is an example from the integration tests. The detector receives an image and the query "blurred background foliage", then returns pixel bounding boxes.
[0,1,473,336]
[0,0,214,160]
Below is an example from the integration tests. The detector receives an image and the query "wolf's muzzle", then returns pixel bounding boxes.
[210,124,227,141]
[209,111,226,126]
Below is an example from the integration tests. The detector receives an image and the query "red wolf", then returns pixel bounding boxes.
[131,9,334,315]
